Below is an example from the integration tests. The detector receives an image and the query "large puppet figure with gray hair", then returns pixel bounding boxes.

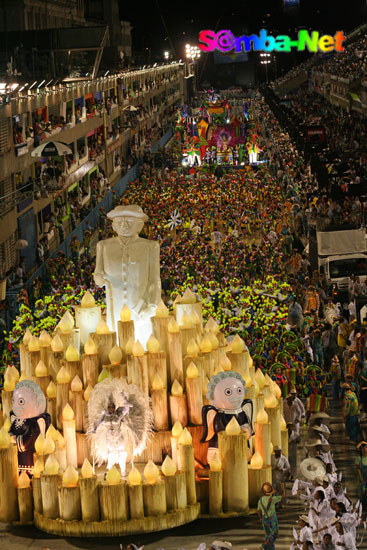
[9,380,51,474]
[201,371,254,462]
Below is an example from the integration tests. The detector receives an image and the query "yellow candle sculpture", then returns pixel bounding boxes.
[125,337,134,355]
[28,336,40,352]
[209,451,222,472]
[161,455,177,476]
[65,344,80,362]
[63,464,79,487]
[254,369,266,389]
[146,335,161,354]
[144,460,160,484]
[171,379,183,396]
[81,290,96,308]
[200,336,212,353]
[120,304,131,322]
[51,334,64,353]
[56,366,71,384]
[109,345,123,365]
[186,339,199,357]
[225,416,241,436]
[33,458,44,478]
[106,465,121,485]
[128,465,142,486]
[45,454,60,475]
[171,421,183,438]
[18,471,31,488]
[178,427,192,445]
[155,300,169,318]
[168,318,179,334]
[84,337,97,355]
[46,381,57,399]
[35,360,48,377]
[186,362,199,378]
[84,384,93,402]
[127,465,141,485]
[132,341,145,357]
[81,458,94,478]
[0,426,11,448]
[250,451,264,469]
[256,407,269,424]
[39,330,52,347]
[205,317,220,334]
[96,318,110,334]
[230,334,244,353]
[59,311,74,333]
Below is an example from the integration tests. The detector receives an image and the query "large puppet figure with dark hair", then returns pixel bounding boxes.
[201,371,254,463]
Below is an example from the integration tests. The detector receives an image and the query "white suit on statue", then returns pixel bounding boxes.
[94,205,161,348]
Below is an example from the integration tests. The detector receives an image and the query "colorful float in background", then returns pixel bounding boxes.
[176,91,261,167]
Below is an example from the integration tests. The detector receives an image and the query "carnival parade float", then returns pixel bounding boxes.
[0,205,287,537]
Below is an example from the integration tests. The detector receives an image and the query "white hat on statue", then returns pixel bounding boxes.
[107,204,149,221]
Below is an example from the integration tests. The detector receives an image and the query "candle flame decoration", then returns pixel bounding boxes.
[3,373,16,392]
[155,299,169,318]
[207,331,219,350]
[128,464,142,485]
[57,431,66,449]
[35,360,48,377]
[186,362,199,379]
[109,344,123,365]
[178,427,192,446]
[46,424,59,442]
[45,454,60,475]
[132,340,145,357]
[171,421,183,438]
[96,318,110,334]
[18,471,31,488]
[120,304,131,322]
[63,464,79,487]
[23,328,32,346]
[71,375,83,392]
[8,365,20,382]
[220,355,232,371]
[270,442,274,454]
[171,379,183,396]
[46,381,57,398]
[84,384,93,402]
[200,335,212,353]
[125,336,134,355]
[35,433,46,455]
[264,386,278,408]
[205,317,220,334]
[81,458,94,478]
[209,451,222,471]
[39,330,52,347]
[264,373,273,386]
[65,344,80,362]
[161,455,177,476]
[51,333,64,353]
[0,426,11,448]
[180,313,193,329]
[243,371,252,389]
[250,451,264,469]
[81,290,96,308]
[28,336,40,352]
[180,288,196,304]
[225,416,241,436]
[106,465,121,485]
[186,338,199,357]
[84,336,97,355]
[256,406,269,424]
[146,335,161,354]
[152,372,165,391]
[56,366,71,384]
[230,334,244,354]
[254,368,265,389]
[167,318,179,334]
[33,458,44,478]
[144,460,160,484]
[62,403,75,421]
[98,368,111,383]
[58,311,75,333]
[43,435,56,454]
[253,379,260,397]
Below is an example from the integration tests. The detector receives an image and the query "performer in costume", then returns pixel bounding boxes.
[201,371,253,462]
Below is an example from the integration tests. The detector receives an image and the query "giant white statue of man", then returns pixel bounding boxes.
[94,205,161,348]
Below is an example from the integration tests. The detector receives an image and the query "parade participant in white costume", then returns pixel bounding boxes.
[271,445,290,502]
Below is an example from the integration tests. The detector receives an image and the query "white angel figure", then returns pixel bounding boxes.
[87,378,153,475]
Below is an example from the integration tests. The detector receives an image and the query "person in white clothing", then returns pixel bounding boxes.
[271,445,290,501]
[333,522,357,550]
[291,515,313,550]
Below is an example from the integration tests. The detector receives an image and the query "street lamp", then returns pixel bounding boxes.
[164,51,170,61]
[260,53,271,83]
[185,44,201,93]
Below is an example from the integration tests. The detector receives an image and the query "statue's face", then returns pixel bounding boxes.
[113,216,143,238]
[212,377,245,410]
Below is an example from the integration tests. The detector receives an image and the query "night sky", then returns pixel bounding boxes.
[119,0,367,59]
